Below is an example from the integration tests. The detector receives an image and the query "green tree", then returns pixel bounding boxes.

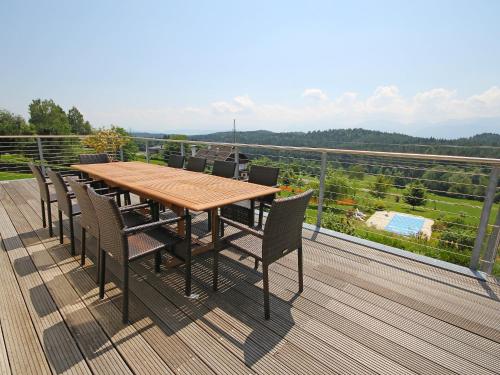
[114,126,138,161]
[369,175,392,198]
[0,110,33,135]
[29,99,70,135]
[403,181,427,209]
[68,107,92,134]
[324,171,355,202]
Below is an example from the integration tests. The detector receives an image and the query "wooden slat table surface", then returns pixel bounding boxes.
[71,161,281,211]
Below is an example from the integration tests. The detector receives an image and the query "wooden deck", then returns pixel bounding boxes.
[0,178,499,375]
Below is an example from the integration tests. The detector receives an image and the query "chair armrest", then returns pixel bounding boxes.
[119,203,150,212]
[123,216,184,236]
[220,217,264,239]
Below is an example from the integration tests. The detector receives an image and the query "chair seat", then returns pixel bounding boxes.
[128,226,182,260]
[223,226,264,260]
[231,200,252,209]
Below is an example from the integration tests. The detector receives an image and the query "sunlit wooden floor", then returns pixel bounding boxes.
[0,178,499,375]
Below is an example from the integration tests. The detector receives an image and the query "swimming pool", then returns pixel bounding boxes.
[385,214,425,236]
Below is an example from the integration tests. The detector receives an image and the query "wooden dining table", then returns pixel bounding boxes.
[71,161,280,266]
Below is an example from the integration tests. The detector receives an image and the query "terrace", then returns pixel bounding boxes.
[0,135,499,374]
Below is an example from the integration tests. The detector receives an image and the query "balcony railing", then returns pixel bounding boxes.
[1,134,499,277]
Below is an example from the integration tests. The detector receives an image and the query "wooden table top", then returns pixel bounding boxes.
[71,161,281,211]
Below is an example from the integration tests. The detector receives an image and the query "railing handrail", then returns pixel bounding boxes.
[1,134,499,165]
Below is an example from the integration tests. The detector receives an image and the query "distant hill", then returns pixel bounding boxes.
[190,129,500,158]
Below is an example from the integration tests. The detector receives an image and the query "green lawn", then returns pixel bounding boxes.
[0,171,33,180]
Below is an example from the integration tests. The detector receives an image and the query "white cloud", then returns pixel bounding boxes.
[87,86,500,133]
[302,88,328,101]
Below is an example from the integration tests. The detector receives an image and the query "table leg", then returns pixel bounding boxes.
[172,205,185,235]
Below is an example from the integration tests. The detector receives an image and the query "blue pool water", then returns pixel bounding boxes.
[385,214,425,236]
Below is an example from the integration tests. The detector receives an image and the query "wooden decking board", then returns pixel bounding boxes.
[264,254,500,357]
[0,321,12,375]
[301,236,500,320]
[219,251,495,375]
[16,181,220,375]
[2,178,500,374]
[0,187,94,375]
[303,229,500,298]
[131,259,350,375]
[138,259,381,375]
[1,185,134,375]
[264,256,500,371]
[0,239,52,375]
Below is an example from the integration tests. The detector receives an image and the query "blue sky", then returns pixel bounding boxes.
[1,0,499,136]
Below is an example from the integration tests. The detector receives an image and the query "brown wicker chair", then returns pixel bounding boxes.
[221,165,280,228]
[168,154,185,168]
[68,180,151,269]
[47,169,82,255]
[217,189,313,319]
[212,160,237,178]
[79,153,110,164]
[88,188,192,324]
[186,156,207,172]
[29,163,57,236]
[79,153,131,206]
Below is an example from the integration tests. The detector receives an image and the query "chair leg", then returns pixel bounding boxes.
[249,200,255,227]
[96,237,101,283]
[154,251,162,273]
[41,200,46,228]
[122,263,129,324]
[80,228,86,266]
[298,246,303,293]
[263,264,270,320]
[58,210,63,244]
[258,203,264,227]
[254,258,259,270]
[69,215,75,255]
[116,194,121,207]
[99,250,106,299]
[47,202,53,237]
[207,211,212,232]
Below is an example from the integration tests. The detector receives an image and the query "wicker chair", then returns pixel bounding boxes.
[68,180,151,269]
[47,170,82,255]
[221,165,280,228]
[168,154,185,169]
[79,153,131,205]
[88,188,192,324]
[205,160,238,231]
[186,157,207,172]
[217,190,312,319]
[29,163,57,237]
[212,160,237,178]
[79,153,110,164]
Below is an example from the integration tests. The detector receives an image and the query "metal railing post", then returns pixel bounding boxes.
[234,147,240,179]
[119,145,124,161]
[191,145,196,157]
[470,167,500,269]
[36,136,46,175]
[145,140,150,163]
[482,205,500,274]
[180,143,185,157]
[316,152,327,228]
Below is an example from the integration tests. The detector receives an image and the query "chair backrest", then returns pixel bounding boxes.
[29,163,50,201]
[79,153,110,164]
[88,187,126,263]
[262,190,313,263]
[186,157,207,172]
[249,165,280,186]
[47,169,72,214]
[168,154,185,169]
[212,160,237,178]
[68,180,99,237]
